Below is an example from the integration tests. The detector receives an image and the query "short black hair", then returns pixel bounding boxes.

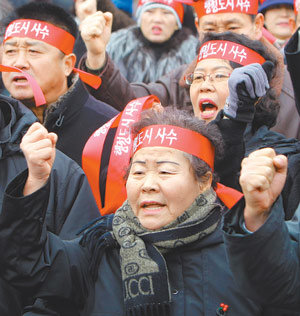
[3,2,78,41]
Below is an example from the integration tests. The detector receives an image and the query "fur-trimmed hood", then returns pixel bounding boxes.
[106,26,199,83]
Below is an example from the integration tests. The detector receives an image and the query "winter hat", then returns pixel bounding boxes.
[194,0,258,18]
[136,0,184,29]
[259,0,294,13]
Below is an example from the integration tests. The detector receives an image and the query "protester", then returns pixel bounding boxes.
[222,147,300,312]
[193,32,300,220]
[79,29,275,214]
[259,0,295,48]
[1,106,296,315]
[80,27,300,219]
[1,2,118,166]
[0,91,102,316]
[73,0,136,65]
[96,0,199,83]
[79,0,300,140]
[220,21,300,309]
[0,93,100,236]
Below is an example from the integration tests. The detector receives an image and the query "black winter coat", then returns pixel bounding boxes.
[244,125,300,220]
[0,173,296,316]
[213,113,300,220]
[0,94,103,315]
[43,77,118,166]
[223,197,300,313]
[0,94,100,239]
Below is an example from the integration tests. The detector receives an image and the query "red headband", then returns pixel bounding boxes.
[194,0,258,18]
[133,124,242,209]
[3,19,101,89]
[0,65,46,106]
[137,0,184,21]
[82,95,159,215]
[4,19,75,55]
[295,0,299,14]
[83,96,243,213]
[198,40,266,66]
[133,124,215,169]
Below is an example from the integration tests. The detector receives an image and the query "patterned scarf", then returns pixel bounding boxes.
[80,188,222,316]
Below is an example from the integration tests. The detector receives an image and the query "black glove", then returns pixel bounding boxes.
[223,61,274,122]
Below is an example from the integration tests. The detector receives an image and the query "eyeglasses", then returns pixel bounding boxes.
[185,72,231,85]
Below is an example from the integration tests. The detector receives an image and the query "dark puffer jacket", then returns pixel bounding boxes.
[0,94,103,315]
[42,76,118,167]
[0,173,297,316]
[223,197,300,313]
[244,124,300,220]
[0,94,100,239]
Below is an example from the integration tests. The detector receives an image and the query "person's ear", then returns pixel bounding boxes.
[63,53,76,77]
[296,14,300,29]
[195,16,201,35]
[197,171,213,193]
[253,13,264,40]
[289,17,296,33]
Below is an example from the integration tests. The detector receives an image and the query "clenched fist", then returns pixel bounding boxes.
[240,148,287,231]
[80,11,113,69]
[21,122,57,195]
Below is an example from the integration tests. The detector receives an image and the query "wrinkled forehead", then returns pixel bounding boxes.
[3,36,48,47]
[131,146,188,167]
[2,37,61,56]
[198,12,254,28]
[133,146,182,159]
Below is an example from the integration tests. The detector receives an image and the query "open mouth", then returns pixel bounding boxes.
[140,201,166,210]
[13,75,28,84]
[277,22,289,27]
[152,26,162,35]
[199,100,218,120]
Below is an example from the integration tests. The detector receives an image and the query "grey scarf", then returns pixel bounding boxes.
[80,188,222,315]
[112,187,222,315]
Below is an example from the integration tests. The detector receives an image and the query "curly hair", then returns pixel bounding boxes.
[127,106,224,187]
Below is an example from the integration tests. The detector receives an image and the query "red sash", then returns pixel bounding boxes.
[82,95,159,214]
